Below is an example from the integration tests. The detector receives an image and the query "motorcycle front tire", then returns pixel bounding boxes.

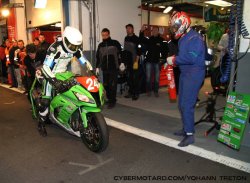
[80,112,109,153]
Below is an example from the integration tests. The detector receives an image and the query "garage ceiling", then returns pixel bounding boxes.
[36,23,61,31]
[141,0,231,18]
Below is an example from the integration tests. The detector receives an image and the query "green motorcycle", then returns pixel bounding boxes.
[30,68,109,153]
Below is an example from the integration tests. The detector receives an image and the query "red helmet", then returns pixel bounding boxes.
[169,11,191,39]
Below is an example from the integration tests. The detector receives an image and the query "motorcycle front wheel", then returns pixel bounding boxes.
[80,112,109,153]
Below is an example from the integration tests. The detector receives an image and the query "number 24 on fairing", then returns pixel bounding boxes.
[86,78,100,91]
[76,76,100,93]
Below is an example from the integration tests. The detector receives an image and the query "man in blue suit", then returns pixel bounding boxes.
[166,11,206,147]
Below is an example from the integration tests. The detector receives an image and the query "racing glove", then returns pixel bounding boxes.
[166,56,176,66]
[119,63,126,72]
[95,68,100,76]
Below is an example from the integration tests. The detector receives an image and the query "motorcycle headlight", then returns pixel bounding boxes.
[74,92,95,104]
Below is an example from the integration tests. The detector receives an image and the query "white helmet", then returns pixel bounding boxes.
[62,26,83,53]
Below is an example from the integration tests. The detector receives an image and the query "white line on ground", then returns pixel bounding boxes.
[3,101,15,105]
[0,84,25,94]
[69,156,114,175]
[105,117,250,174]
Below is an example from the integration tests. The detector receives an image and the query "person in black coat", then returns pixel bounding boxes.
[123,24,141,100]
[38,34,50,61]
[164,33,180,93]
[96,28,122,109]
[140,26,165,97]
[22,44,42,93]
[9,40,19,88]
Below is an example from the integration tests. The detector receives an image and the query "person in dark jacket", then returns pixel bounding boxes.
[9,40,19,88]
[96,28,122,109]
[0,41,7,83]
[140,26,165,97]
[166,11,206,147]
[124,24,140,100]
[38,34,50,61]
[33,37,40,48]
[23,44,43,92]
[163,33,180,93]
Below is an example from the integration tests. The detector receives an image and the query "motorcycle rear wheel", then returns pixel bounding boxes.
[80,112,109,153]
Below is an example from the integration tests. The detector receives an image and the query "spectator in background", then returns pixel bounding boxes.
[5,39,11,66]
[96,28,122,109]
[164,33,180,93]
[9,39,18,88]
[217,28,229,59]
[140,26,165,97]
[137,30,148,94]
[5,39,12,85]
[217,28,229,70]
[33,37,40,47]
[13,40,26,90]
[0,40,7,83]
[124,24,140,100]
[38,34,50,61]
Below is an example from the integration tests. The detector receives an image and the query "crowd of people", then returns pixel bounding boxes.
[0,34,50,93]
[96,24,179,109]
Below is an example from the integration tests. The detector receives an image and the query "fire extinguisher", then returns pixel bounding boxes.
[166,64,177,100]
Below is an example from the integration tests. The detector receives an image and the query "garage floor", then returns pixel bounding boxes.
[1,85,249,183]
[105,78,250,173]
[1,77,250,173]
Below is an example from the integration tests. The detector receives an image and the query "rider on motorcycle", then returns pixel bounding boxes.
[38,26,92,121]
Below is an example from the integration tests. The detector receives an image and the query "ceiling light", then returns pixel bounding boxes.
[158,5,166,9]
[163,6,173,14]
[149,4,153,7]
[55,23,62,27]
[221,7,224,10]
[1,9,10,17]
[205,0,232,7]
[34,0,47,8]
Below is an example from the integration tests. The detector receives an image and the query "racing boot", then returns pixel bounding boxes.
[37,98,50,136]
[38,98,50,123]
[178,135,195,147]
